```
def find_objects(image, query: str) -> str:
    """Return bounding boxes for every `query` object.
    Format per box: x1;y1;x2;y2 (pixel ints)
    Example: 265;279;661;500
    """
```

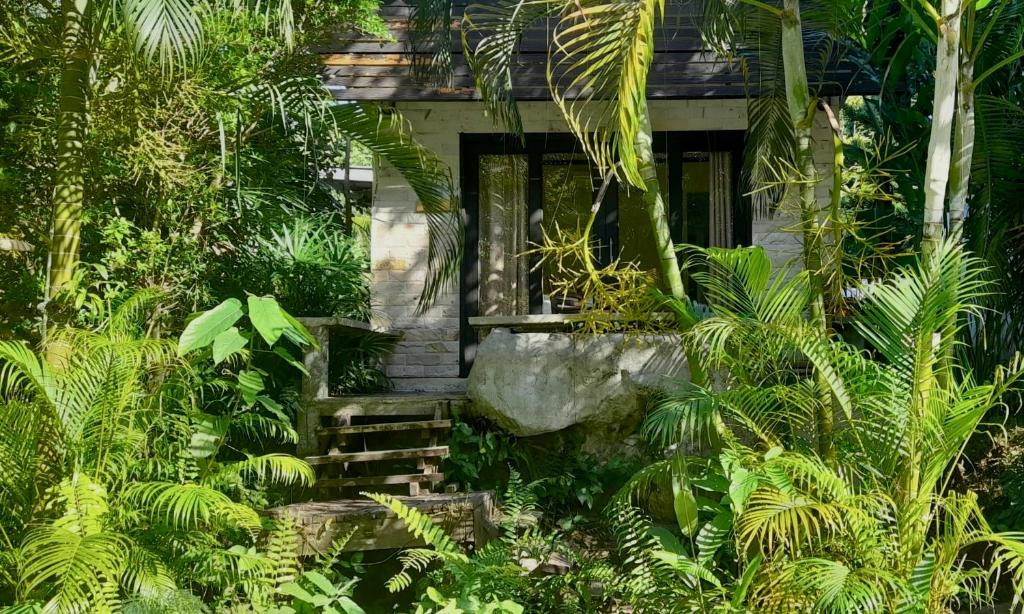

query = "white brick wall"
371;100;835;392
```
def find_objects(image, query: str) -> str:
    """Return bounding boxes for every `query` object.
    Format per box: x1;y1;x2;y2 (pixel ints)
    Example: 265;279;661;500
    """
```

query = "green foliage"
0;292;318;611
235;214;371;319
0;0;459;335
443;416;515;489
366;475;620;613
615;241;1024;612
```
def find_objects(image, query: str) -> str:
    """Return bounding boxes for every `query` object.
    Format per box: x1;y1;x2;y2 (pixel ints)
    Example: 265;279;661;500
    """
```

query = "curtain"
708;150;734;248
478;155;529;316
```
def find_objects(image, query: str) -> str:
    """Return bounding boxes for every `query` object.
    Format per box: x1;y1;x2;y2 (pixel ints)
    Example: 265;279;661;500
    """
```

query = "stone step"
318;419;452;436
304;445;449;465
316;473;445;488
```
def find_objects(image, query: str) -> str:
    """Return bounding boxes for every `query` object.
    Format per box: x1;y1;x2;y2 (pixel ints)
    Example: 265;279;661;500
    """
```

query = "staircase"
273;319;494;554
300;395;463;496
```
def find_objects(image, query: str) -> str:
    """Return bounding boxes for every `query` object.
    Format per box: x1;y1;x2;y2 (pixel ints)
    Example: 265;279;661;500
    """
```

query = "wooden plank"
321;53;414;66
312;393;466;417
305;445;449;464
316;473;445;487
318;419;452;435
294;316;373;331
268;491;498;553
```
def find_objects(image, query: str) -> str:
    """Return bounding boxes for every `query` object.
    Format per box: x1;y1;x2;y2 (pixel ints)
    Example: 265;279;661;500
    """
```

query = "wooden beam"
304;445;449;465
317;419;452;435
316;473;445;487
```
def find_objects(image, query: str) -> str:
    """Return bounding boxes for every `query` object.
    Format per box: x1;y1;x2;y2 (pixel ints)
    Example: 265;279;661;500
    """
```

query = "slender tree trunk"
948;59;975;239
780;0;834;463
921;0;961;260
635;102;685;300
47;0;91;320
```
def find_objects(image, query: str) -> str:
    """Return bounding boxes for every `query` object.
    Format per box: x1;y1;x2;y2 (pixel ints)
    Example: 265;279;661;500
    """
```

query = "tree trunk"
780;0;834;463
948;59;975;239
921;0;961;259
47;0;91;319
635;102;685;300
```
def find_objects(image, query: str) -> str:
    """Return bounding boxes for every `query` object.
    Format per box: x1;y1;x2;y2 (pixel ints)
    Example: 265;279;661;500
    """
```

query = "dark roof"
320;0;879;101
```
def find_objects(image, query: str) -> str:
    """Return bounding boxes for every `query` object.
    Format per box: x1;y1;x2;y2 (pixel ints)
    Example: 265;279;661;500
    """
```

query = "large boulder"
466;329;689;453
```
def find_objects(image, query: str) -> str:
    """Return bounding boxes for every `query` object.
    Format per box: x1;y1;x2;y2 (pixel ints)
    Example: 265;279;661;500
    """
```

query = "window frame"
459;131;749;376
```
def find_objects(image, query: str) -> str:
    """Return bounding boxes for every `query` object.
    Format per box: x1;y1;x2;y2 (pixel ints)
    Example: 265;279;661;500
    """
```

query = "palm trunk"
635;102;685;300
47;0;91;322
948;59;974;239
921;0;961;260
780;0;834;463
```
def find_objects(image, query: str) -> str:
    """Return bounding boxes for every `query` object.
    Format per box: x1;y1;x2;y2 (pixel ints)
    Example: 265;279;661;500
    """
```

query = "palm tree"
6;0;462;333
622;241;1024;611
0;292;316;610
43;0;237;319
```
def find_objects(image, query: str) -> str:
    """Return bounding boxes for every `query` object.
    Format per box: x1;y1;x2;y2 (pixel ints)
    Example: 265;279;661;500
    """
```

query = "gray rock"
466;329;689;453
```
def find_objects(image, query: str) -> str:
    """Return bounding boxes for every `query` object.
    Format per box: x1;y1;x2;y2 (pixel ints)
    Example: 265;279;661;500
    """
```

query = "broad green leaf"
178;299;243;356
696;511;732;564
238;370;265;406
281;310;316;348
212;327;248;365
247;296;292;346
672;469;699;536
337;596;367;614
256;395;289;423
648;526;686;554
189;413;231;459
426;586;446;604
274;345;309;375
303;571;337;597
278;582;317;603
728;467;756;515
731;554;762;608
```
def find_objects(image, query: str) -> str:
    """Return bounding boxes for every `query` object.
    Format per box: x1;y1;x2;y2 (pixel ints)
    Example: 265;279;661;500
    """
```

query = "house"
321;0;878;395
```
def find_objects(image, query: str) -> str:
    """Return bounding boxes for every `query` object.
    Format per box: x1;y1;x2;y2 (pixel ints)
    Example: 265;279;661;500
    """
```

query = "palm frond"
330;103;462;309
123;482;260;532
548;0;663;187
462;0;561;134
118;0;203;67
217;454;315;488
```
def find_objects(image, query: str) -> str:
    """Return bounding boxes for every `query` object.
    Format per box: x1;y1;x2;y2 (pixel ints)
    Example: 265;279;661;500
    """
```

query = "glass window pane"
682;153;711;248
618;155;669;277
541;153;601;313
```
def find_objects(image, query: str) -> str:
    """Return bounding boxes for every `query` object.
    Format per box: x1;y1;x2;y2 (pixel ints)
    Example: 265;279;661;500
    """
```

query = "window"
460;132;748;372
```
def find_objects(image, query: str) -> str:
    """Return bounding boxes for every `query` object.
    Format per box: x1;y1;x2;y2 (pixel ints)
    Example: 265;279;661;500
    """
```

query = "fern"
362;492;468;593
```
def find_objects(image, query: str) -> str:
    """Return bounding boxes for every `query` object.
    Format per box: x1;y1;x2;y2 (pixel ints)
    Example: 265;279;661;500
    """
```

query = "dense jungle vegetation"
1;0;1023;611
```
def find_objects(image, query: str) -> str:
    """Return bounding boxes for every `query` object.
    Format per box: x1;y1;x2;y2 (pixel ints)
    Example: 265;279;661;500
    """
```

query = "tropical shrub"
0;293;318;611
366;472;619;613
616;241;1024;612
235;215;371;320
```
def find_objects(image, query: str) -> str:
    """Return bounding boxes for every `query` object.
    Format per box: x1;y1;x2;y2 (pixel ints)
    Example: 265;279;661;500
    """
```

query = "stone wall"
370;100;836;392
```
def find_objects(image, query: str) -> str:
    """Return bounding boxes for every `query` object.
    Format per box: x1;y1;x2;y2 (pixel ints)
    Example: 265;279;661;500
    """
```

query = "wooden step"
305;446;449;465
318;419;452;435
310;394;468;418
269;491;498;554
316;473;445;488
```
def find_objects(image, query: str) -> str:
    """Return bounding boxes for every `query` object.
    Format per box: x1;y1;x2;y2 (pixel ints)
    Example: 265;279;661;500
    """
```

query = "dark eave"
320;0;880;102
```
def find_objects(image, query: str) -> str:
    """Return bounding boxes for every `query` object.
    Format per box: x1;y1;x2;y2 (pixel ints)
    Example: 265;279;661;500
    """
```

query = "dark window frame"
459;131;749;376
